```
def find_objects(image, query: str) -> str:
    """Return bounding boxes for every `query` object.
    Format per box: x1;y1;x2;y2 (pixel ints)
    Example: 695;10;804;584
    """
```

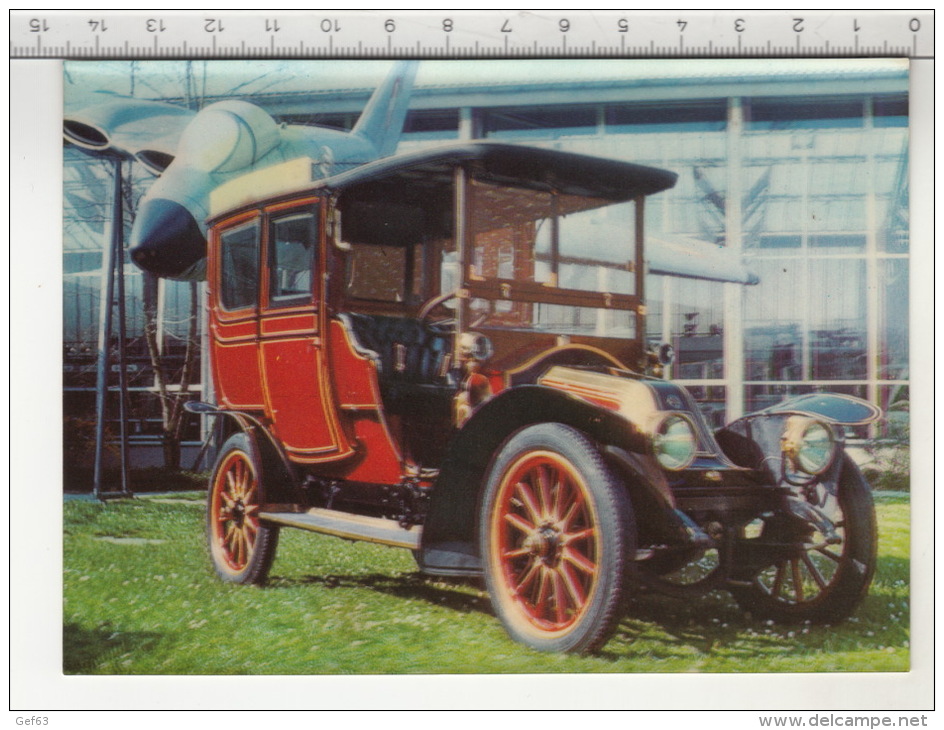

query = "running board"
259;508;421;550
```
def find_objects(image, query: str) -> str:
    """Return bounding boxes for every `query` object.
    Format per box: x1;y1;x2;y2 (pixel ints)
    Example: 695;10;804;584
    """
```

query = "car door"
210;212;265;410
258;198;352;462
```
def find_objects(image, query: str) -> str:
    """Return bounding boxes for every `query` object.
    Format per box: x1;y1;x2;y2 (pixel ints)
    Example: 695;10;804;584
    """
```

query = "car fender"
714;392;879;490
185;402;300;502
418;384;654;575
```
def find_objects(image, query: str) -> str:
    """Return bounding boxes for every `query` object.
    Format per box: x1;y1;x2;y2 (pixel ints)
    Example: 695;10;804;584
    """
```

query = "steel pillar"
92;155;133;500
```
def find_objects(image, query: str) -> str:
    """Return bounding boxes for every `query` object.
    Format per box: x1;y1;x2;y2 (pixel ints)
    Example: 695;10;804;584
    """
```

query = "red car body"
194;142;880;653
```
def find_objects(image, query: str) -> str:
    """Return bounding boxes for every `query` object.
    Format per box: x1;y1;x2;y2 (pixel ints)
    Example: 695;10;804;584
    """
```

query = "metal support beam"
863;99;880;433
458;106;474;140
453;164;469;366
197;280;216;469
92;156;133;500
634;195;646;341
114;167;131;497
723;97;745;420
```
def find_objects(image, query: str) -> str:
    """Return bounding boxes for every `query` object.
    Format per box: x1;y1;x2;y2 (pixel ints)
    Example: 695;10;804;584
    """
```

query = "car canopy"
315;141;678;201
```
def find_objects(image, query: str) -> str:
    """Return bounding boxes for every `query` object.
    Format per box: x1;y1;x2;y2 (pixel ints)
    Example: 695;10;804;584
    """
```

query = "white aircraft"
64;60;757;286
64;60;419;280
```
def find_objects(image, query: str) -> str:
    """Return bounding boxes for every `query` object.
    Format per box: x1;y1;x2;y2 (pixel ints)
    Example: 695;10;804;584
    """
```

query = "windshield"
461;179;640;340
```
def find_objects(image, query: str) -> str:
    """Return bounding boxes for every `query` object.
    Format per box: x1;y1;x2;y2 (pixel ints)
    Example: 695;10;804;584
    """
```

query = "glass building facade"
395;74;909;433
63;145;204;444
63;61;909;453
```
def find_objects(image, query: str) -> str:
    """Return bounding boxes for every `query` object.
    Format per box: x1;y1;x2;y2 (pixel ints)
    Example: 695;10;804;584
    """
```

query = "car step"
259;508;421;550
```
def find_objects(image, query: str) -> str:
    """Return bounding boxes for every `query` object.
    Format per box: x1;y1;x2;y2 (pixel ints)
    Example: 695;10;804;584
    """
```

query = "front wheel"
730;455;877;624
207;432;279;584
480;424;636;653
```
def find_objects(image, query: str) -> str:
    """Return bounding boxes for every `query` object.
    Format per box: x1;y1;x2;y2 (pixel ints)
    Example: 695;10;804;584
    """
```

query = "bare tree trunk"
142;273;173;464
166;282;200;470
142;274;199;470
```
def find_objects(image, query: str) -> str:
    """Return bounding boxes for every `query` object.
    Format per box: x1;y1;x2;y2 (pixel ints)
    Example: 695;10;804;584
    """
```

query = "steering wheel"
418;290;459;328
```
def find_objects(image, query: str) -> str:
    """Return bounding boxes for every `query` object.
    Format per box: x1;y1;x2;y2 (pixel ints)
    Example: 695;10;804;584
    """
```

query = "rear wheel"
207;432;279;584
731;455;876;624
480;424;635;653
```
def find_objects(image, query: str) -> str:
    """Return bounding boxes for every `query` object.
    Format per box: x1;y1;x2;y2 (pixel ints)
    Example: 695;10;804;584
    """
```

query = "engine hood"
536;365;724;460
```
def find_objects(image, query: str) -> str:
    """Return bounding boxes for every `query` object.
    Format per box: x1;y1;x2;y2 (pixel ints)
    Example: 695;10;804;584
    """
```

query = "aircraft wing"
647;236;759;285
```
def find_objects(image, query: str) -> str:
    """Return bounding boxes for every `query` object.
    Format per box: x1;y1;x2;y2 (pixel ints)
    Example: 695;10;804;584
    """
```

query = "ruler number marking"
10;11;931;59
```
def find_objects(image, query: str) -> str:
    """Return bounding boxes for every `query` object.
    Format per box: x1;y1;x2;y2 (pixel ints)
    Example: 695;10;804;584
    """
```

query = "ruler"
10;10;934;59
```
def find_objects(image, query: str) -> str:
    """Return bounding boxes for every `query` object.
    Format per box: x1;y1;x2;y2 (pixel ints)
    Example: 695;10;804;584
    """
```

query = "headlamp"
781;416;837;476
652;412;697;471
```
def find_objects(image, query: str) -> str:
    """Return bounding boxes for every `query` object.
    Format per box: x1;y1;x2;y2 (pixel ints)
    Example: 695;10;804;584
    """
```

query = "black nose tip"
129;198;206;279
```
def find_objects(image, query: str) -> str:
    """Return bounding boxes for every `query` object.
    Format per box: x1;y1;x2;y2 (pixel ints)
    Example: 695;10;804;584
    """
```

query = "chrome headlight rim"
782;416;838;477
650;411;698;471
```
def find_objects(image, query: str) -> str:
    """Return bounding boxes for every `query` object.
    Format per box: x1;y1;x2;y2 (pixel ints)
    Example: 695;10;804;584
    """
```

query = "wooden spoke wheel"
731;455;877;624
207;433;279;585
481;424;635;653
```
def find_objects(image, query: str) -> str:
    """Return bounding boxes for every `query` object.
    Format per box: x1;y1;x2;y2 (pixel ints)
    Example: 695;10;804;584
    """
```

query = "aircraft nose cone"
129;198;207;279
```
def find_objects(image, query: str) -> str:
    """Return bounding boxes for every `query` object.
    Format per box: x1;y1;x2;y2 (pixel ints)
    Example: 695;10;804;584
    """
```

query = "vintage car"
188;142;880;653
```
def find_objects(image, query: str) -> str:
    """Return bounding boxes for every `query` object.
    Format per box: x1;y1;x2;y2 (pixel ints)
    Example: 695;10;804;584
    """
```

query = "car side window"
269;212;317;306
219;221;260;311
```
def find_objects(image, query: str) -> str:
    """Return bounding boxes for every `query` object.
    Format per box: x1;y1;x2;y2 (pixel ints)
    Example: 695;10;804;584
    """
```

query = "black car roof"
314;141;677;201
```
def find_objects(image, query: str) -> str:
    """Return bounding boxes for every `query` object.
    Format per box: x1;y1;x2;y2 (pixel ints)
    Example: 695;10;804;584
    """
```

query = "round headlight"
653;413;697;471
782;417;836;476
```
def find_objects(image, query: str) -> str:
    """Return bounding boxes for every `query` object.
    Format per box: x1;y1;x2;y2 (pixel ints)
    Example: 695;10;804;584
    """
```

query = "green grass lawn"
63;492;910;674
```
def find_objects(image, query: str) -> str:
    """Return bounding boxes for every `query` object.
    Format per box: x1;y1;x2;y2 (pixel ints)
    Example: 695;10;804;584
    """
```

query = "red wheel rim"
210;450;260;574
490;450;601;635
